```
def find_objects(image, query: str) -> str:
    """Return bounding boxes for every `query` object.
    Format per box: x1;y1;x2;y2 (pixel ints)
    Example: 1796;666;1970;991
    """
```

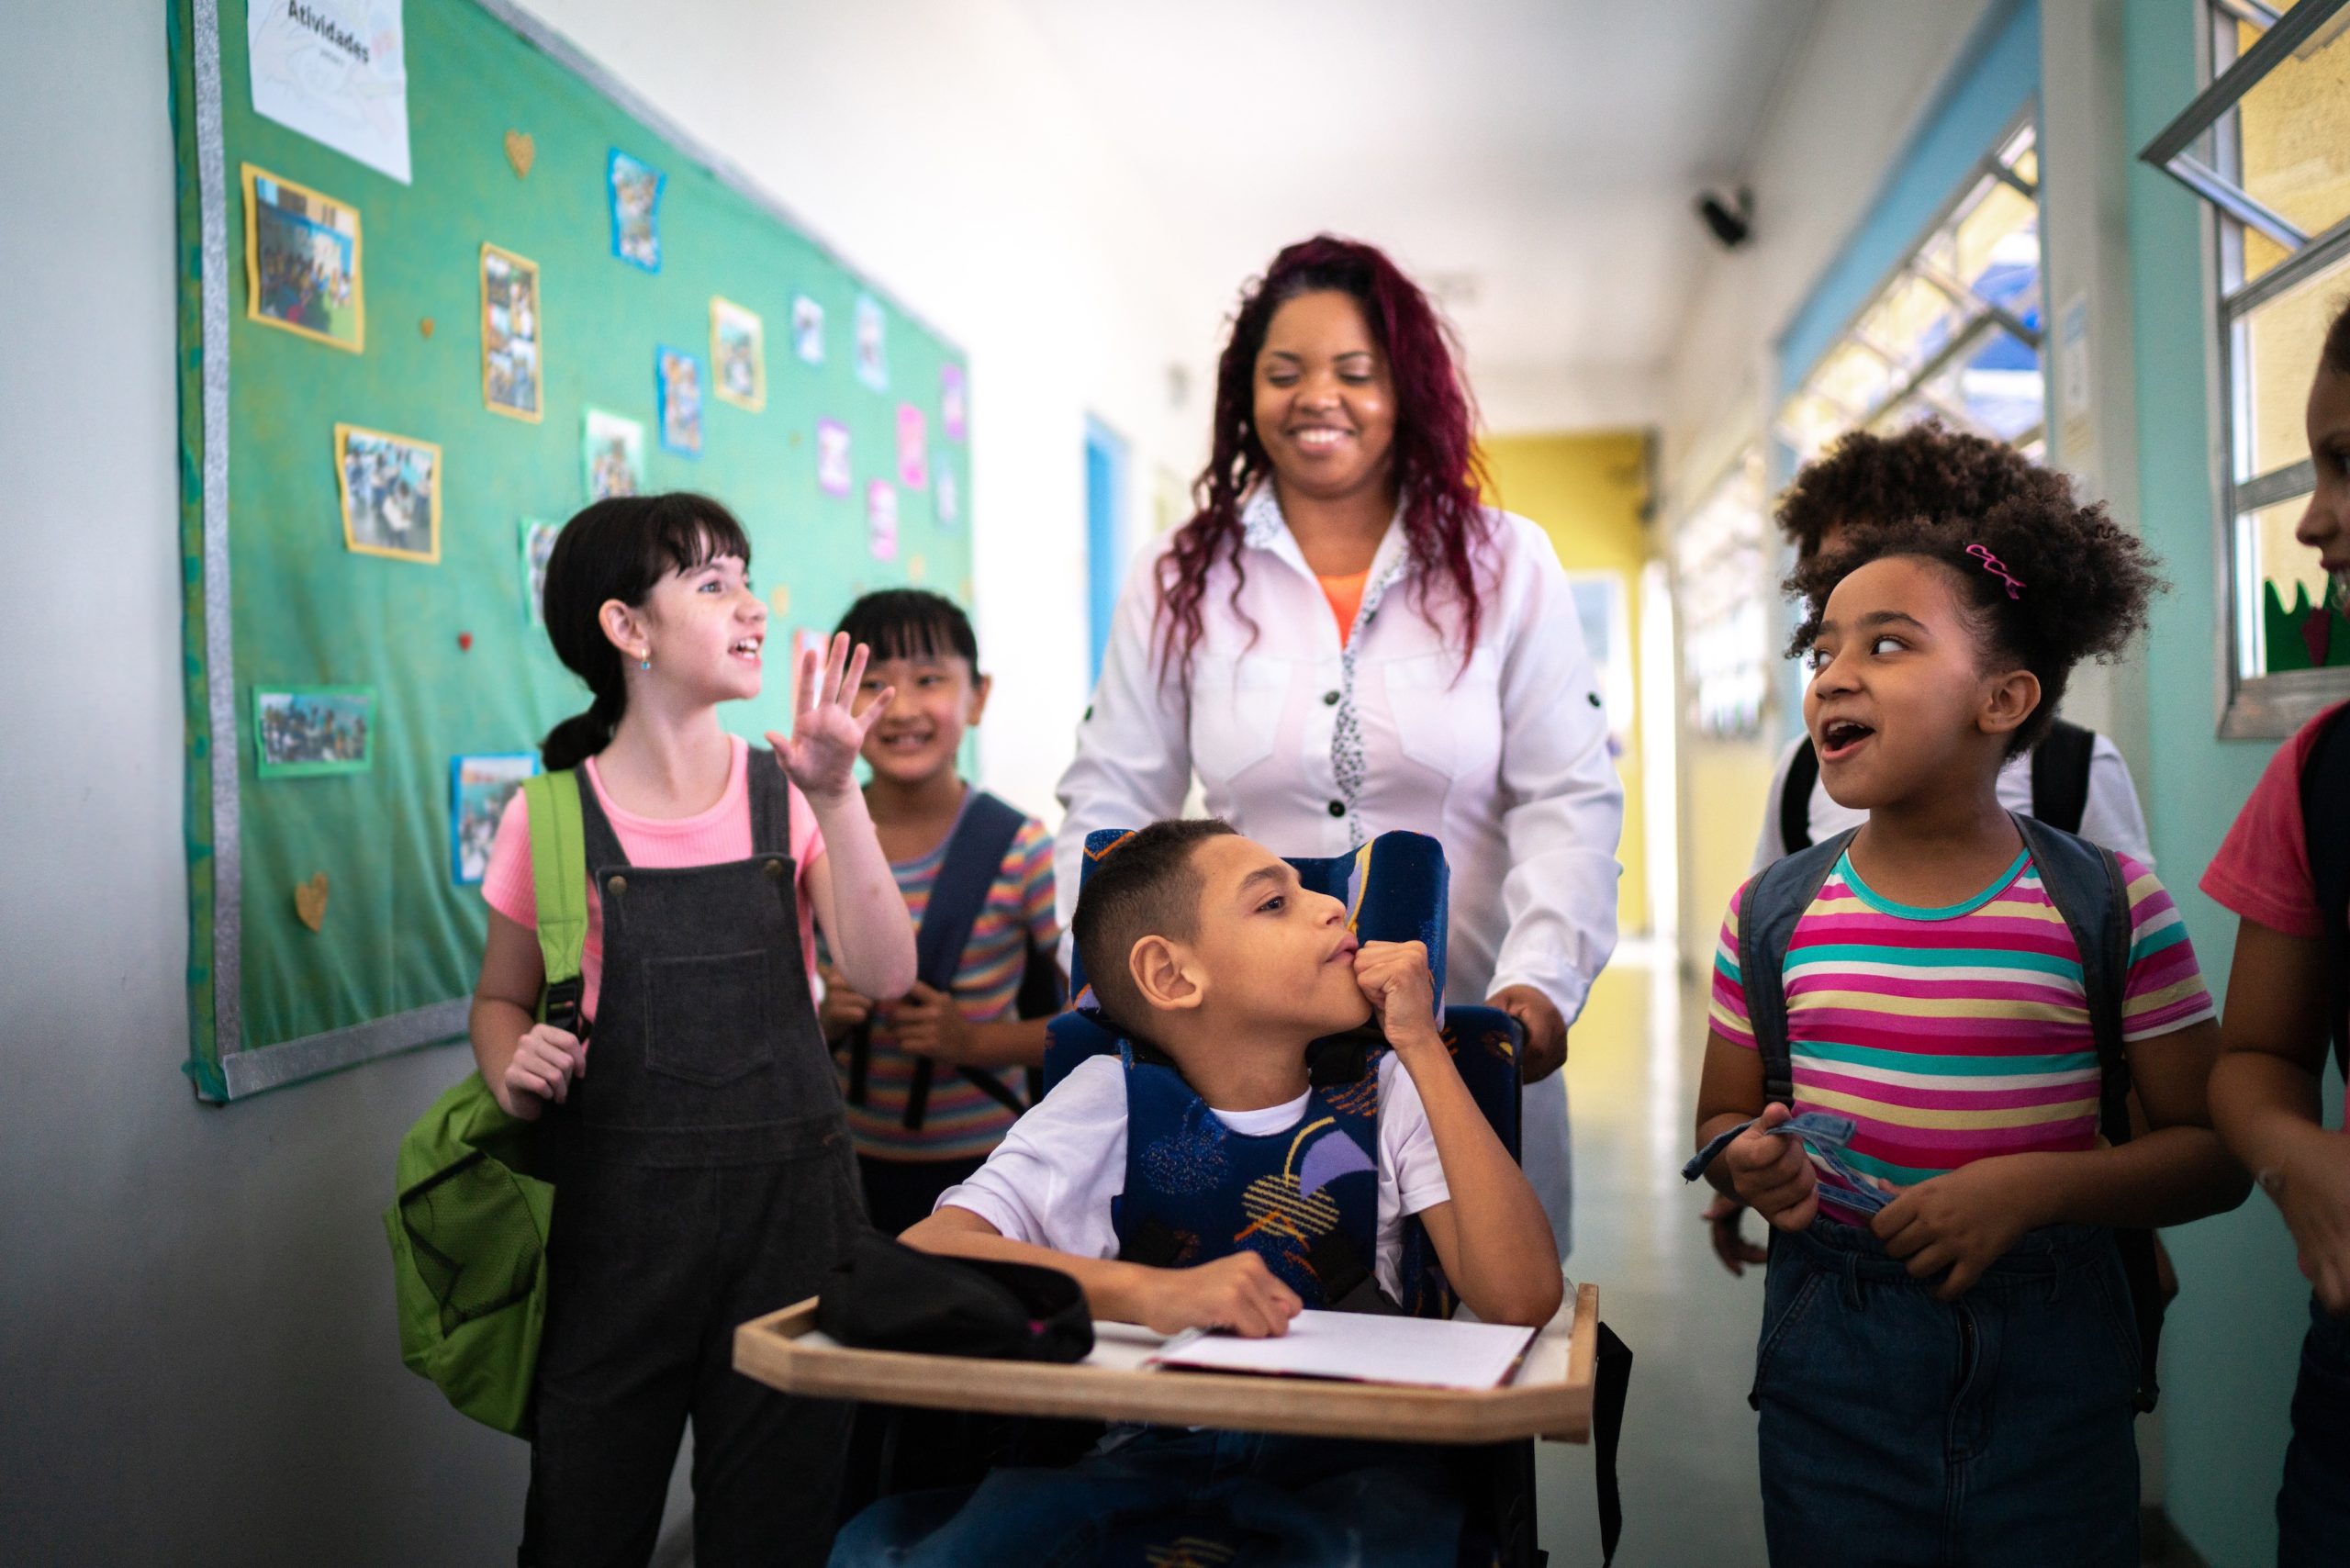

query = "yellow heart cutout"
504;129;535;179
295;871;330;932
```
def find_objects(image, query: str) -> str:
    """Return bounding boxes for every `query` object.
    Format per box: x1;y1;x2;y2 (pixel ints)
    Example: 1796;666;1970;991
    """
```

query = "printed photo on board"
608;150;664;271
334;423;440;563
480;243;542;421
792;295;824;365
583;408;645;500
816;418;852;497
711;297;765;410
867;477;898;563
243;164;364;352
941;362;968;441
520;516;558;626
657;347;704;456
253;686;375;778
896;403;928;490
451;753;539;884
935;465;958;527
855;294;887;391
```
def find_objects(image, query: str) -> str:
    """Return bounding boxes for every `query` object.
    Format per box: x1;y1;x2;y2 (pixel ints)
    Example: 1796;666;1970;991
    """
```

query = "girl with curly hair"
1053;235;1624;1259
1686;476;2249;1563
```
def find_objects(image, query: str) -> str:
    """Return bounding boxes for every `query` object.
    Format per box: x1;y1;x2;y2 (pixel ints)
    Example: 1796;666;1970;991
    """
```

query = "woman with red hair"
1054;235;1623;1258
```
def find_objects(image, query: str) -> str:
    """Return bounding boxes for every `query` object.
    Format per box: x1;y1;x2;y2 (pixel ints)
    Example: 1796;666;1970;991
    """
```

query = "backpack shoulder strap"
1737;827;1854;1105
917;790;1028;989
1780;737;1820;855
2300;705;2350;1074
2031;718;2098;836
2012;814;2133;1144
2012;811;2166;1412
521;770;588;1036
901;790;1035;1131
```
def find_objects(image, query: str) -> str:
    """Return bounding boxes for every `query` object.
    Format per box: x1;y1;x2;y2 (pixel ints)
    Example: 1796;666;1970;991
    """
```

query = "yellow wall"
1479;431;1652;934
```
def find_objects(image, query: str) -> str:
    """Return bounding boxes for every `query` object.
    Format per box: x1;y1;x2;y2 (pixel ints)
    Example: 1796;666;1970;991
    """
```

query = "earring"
636;651;652;671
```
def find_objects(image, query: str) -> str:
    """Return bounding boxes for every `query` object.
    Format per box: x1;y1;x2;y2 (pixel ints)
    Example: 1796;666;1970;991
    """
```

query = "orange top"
1318;570;1370;645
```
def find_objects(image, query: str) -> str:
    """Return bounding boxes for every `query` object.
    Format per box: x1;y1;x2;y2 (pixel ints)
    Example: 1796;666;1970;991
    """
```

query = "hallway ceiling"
1011;0;1820;425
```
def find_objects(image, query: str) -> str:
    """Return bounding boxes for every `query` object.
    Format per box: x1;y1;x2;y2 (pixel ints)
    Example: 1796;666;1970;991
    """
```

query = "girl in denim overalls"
1687;460;2248;1566
470;494;915;1567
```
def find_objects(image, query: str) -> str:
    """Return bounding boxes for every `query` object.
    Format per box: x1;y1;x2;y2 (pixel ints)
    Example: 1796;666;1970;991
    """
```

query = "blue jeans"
2279;1294;2350;1567
827;1424;1463;1568
1752;1216;2141;1568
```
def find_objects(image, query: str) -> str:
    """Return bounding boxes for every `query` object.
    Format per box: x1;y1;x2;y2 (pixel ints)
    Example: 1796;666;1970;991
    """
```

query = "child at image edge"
2202;292;2350;1564
831;818;1563;1567
1690;453;2248;1566
469;493;916;1568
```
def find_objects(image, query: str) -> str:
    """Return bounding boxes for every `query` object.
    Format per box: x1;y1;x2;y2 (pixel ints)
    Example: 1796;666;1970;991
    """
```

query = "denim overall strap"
547;747;848;1168
1111;1044;1440;1315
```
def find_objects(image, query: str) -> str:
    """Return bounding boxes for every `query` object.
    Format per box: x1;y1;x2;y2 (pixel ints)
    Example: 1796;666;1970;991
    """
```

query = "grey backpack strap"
2011;815;2133;1143
2011;812;2163;1412
1737;827;1855;1105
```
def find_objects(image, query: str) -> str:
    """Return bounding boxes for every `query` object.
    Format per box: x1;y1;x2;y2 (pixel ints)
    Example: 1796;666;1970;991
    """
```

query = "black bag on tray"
815;1228;1093;1364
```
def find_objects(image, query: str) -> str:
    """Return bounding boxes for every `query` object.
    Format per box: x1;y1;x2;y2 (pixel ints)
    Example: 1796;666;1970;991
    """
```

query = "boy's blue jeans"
827;1423;1462;1568
2278;1294;2350;1566
1753;1215;2141;1568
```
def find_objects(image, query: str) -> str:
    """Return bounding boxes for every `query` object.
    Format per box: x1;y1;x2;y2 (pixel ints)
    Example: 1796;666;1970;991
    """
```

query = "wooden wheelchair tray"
734;1282;1596;1445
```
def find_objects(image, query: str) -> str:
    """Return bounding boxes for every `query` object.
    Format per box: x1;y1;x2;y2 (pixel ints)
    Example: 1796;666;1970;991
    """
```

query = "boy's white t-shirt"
936;1053;1452;1302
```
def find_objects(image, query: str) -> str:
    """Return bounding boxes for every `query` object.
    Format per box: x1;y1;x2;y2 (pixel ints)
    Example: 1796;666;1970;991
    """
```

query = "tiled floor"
1534;944;1774;1565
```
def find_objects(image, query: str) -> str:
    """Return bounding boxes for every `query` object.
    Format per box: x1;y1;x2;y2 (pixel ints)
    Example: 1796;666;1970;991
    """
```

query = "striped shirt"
838;808;1059;1161
1709;848;2213;1225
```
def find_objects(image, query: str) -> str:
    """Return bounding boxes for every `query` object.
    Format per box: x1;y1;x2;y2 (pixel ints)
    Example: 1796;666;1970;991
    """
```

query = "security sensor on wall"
1696;187;1753;250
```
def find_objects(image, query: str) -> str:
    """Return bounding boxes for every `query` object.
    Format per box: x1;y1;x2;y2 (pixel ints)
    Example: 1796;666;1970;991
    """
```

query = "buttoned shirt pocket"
1188;654;1288;790
1382;646;1504;782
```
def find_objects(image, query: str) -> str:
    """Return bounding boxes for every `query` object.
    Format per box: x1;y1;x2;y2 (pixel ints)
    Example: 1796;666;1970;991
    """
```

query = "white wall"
0;2;1208;1561
509;0;1216;824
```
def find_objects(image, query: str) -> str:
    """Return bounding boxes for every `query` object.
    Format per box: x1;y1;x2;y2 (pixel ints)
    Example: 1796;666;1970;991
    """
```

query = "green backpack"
385;769;586;1436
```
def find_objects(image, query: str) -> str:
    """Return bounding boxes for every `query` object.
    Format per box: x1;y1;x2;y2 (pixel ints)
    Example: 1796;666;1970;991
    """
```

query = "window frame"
1669;444;1772;743
1774;108;2048;465
2141;0;2350;737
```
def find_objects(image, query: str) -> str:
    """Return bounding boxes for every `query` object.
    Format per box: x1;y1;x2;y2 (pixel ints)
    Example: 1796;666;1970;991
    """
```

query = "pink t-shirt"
481;734;824;1020
2201;701;2346;1107
2200;701;2344;943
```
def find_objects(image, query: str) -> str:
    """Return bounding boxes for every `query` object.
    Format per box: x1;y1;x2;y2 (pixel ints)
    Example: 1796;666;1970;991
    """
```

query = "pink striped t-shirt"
481;735;823;1020
1708;848;2214;1225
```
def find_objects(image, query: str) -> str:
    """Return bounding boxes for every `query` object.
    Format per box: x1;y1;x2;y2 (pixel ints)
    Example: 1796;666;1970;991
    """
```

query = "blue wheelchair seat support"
1046;828;1523;1159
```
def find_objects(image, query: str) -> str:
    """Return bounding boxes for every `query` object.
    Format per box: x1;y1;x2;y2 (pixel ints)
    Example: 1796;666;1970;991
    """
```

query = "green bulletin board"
170;0;972;1100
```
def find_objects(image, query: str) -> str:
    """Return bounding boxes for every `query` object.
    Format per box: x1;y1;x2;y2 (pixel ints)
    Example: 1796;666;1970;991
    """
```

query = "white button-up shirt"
1054;487;1625;1022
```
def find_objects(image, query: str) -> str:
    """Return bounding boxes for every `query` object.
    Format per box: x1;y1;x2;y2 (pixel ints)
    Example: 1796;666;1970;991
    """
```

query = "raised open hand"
767;632;891;801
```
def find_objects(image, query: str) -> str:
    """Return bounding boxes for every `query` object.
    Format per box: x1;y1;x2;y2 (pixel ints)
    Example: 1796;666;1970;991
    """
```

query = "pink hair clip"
1966;543;2025;599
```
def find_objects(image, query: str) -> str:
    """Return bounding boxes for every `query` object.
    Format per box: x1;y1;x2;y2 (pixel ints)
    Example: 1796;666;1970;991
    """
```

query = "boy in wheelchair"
828;819;1561;1567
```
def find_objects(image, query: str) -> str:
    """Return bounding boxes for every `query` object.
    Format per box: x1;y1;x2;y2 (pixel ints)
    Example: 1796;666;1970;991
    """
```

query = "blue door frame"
1084;417;1128;685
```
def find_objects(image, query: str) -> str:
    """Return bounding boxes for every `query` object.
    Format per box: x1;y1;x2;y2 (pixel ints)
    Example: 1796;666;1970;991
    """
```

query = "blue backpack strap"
1736;827;1855;1105
2300;705;2350;1076
898;790;1035;1130
2010;812;2163;1413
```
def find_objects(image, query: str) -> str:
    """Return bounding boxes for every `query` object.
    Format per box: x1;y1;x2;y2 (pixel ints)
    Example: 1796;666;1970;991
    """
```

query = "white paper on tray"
1146;1310;1536;1391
